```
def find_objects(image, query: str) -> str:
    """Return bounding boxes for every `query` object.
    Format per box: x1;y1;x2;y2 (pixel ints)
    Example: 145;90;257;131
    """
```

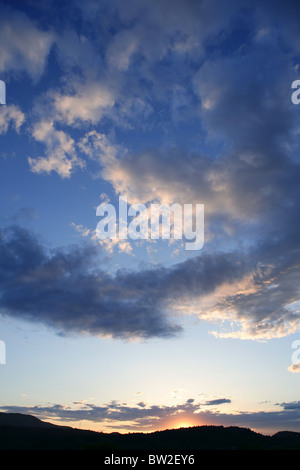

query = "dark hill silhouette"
0;412;55;428
0;412;300;450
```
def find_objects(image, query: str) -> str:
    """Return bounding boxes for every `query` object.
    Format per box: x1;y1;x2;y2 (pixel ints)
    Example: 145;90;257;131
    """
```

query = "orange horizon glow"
27;414;280;438
166;415;203;431
172;421;194;429
43;415;205;434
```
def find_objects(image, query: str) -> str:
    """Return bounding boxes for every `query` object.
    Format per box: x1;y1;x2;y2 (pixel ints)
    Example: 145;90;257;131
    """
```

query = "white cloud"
288;363;300;373
78;130;120;162
71;220;134;256
52;81;115;126
0;104;25;134
28;120;85;178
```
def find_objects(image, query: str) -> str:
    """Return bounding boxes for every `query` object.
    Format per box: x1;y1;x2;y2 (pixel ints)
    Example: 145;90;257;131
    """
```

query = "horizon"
1;0;300;441
0;410;296;438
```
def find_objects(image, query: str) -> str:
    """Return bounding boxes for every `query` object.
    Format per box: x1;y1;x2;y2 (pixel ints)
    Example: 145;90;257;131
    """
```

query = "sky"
1;0;300;436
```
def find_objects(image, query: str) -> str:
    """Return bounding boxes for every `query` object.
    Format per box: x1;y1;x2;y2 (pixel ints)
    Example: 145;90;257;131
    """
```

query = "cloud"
1;398;300;433
0;397;229;431
51;81;115;126
75;129;300;337
28;120;85;177
204;399;232;406
76;0;237;67
0;4;54;80
0;104;25;134
0;399;201;428
1;220;300;341
287;363;300;373
0;224;252;340
279;401;300;410
3;0;300;342
56;1;297;234
54;28;103;80
60;5;300;342
0;225;182;339
19;0;244;178
71;222;133;255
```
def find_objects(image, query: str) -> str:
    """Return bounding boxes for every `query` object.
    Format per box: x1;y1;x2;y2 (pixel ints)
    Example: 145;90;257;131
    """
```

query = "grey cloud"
279;402;300;410
0;225;249;340
0;399;201;425
204;399;231;406
0;225;180;339
212;204;300;338
1;220;300;340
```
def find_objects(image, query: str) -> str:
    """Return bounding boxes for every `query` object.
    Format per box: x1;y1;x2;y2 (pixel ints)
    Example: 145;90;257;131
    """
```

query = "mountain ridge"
0;412;300;450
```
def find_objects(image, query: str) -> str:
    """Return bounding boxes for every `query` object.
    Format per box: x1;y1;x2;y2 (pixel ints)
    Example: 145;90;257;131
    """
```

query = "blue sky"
1;0;300;435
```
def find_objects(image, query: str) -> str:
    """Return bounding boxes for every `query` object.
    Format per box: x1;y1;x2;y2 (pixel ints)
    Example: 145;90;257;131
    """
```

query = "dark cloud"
204;399;231;406
279;401;300;410
137;402;146;408
1;218;300;340
0;225;181;339
0;399;201;427
0;224;250;339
